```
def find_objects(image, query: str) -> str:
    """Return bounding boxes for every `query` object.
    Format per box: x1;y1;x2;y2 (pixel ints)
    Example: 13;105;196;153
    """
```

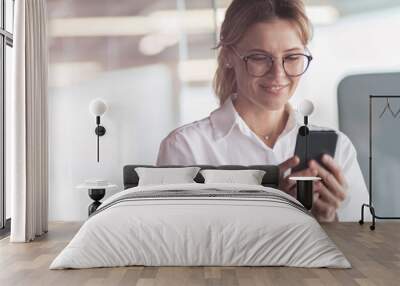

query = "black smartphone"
292;130;338;173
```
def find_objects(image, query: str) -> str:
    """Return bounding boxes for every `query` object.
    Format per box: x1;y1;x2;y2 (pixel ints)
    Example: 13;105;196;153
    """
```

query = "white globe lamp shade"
298;99;314;116
89;99;107;117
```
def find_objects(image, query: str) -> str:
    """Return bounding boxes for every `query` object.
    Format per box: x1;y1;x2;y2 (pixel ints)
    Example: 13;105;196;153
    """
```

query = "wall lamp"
289;100;318;210
89;99;107;162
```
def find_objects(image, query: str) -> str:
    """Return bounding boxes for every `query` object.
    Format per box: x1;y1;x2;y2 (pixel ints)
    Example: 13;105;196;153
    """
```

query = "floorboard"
0;221;399;286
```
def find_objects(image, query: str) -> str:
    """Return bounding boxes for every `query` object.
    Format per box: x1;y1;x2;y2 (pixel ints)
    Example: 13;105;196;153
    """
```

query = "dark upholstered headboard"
123;165;280;189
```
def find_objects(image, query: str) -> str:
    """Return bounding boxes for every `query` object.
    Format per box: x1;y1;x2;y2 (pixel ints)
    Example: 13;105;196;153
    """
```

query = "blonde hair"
213;0;312;105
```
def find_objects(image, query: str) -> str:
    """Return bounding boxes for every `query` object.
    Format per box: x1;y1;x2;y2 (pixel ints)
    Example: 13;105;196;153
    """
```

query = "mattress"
50;183;350;269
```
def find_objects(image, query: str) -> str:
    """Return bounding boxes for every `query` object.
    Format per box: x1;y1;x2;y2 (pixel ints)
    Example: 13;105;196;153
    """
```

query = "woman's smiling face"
229;19;307;110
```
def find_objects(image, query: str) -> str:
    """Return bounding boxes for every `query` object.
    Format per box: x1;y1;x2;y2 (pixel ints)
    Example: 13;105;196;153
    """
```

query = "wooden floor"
0;222;399;286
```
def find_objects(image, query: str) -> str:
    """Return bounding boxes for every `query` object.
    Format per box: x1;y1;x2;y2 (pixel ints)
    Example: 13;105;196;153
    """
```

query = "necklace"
253;112;289;142
254;132;271;141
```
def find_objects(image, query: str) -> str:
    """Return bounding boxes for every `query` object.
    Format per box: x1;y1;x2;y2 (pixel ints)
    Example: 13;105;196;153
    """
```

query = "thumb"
278;156;300;174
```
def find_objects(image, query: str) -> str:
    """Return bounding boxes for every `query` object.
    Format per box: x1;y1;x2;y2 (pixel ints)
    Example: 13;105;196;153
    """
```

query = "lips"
260;84;289;94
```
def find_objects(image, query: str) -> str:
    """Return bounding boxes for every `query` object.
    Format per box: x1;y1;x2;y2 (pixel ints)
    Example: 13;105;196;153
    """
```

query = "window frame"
0;0;14;233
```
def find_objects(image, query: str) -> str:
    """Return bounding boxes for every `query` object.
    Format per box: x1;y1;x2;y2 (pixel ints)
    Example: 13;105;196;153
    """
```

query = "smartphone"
292;130;338;173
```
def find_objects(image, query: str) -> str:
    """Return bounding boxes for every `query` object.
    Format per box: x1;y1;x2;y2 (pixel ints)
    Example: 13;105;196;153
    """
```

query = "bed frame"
123;165;280;189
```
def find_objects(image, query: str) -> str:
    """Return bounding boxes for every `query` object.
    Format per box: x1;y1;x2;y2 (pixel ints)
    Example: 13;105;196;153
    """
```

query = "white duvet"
50;183;350;269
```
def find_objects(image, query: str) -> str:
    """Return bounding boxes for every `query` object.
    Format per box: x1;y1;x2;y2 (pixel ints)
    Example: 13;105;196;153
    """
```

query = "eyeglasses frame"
229;46;313;78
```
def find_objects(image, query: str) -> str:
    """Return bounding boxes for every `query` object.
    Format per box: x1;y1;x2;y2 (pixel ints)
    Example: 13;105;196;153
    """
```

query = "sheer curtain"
9;0;48;242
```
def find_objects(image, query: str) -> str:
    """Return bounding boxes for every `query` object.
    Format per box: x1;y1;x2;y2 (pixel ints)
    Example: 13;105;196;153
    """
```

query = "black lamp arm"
94;116;106;162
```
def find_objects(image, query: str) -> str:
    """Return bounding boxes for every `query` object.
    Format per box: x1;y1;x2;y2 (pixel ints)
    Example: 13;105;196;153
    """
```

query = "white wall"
180;83;218;124
49;65;176;221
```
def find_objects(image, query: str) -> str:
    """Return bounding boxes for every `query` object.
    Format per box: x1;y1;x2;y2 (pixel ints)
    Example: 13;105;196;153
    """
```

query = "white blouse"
156;96;369;221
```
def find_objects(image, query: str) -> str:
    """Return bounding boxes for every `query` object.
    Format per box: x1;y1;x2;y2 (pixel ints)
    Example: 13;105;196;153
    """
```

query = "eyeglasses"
230;46;313;77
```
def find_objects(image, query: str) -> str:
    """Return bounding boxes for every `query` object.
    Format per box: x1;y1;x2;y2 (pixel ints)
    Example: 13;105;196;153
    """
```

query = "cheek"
288;78;300;94
249;78;260;91
235;69;254;92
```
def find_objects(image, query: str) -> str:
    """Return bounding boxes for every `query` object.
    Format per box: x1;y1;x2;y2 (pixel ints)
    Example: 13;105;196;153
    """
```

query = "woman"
157;0;368;222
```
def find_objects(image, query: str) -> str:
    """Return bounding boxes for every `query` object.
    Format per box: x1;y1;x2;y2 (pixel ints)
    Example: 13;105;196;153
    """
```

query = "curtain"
9;0;48;242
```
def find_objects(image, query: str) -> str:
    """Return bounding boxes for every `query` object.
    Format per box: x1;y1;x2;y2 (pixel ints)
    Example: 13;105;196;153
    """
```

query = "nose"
267;59;286;79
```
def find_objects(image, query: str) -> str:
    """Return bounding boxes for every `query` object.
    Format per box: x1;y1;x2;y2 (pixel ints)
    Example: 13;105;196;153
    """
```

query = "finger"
321;154;347;187
314;181;341;209
283;168;318;197
283;167;317;195
279;156;300;175
290;167;318;178
309;160;346;201
280;175;297;192
283;167;315;190
313;189;320;201
312;198;336;222
285;182;297;197
283;178;297;189
313;199;336;221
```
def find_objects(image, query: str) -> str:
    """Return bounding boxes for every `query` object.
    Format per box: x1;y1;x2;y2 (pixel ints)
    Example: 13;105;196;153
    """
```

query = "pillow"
200;169;266;185
135;167;201;186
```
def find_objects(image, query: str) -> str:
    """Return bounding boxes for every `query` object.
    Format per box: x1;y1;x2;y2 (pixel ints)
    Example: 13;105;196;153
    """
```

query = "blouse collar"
210;95;301;141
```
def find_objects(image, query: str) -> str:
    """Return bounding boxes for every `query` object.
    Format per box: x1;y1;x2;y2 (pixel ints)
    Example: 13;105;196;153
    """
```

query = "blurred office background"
46;0;400;220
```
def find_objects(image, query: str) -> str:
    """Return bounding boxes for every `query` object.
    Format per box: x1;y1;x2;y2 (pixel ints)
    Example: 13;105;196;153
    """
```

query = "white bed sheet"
50;183;350;269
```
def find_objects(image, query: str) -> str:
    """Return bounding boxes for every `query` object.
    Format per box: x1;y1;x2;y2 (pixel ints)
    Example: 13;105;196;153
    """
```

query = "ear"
222;46;234;69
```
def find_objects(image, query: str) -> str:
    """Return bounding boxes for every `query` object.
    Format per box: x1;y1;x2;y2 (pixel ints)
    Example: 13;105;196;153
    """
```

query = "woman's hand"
278;154;348;222
278;156;317;197
308;154;348;222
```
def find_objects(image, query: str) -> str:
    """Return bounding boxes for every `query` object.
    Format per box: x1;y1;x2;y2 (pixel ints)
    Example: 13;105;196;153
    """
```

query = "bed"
50;165;350;269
